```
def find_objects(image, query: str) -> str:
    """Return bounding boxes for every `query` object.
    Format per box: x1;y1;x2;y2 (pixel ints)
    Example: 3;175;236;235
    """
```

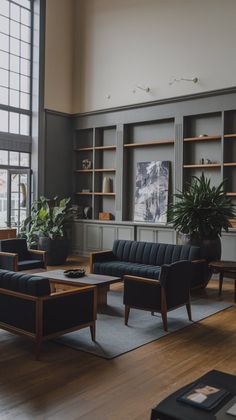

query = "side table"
151;370;236;420
208;261;236;303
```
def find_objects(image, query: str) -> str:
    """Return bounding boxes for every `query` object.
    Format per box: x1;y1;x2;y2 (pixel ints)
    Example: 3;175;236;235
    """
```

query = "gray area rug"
56;290;232;359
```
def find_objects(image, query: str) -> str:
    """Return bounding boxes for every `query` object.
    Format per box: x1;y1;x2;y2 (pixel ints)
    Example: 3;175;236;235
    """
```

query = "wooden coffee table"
35;270;121;311
209;260;236;302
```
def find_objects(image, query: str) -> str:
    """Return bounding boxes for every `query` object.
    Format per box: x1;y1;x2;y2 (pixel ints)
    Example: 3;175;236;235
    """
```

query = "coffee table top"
35;269;121;286
209;261;236;271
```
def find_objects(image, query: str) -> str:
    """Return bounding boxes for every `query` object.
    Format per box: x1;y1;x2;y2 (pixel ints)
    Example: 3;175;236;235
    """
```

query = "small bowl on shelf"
63;268;86;278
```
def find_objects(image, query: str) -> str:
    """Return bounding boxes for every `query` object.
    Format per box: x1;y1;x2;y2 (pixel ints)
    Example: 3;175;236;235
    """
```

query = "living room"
1;0;236;419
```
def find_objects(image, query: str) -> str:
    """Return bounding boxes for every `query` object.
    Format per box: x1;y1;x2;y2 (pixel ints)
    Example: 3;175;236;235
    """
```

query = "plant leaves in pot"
19;196;72;265
168;174;236;284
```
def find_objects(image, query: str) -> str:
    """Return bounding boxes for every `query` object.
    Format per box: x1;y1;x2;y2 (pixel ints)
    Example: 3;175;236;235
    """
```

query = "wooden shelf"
94;192;116;196
74;147;93;152
94;168;116;172
183;163;221;169
75;169;93;173
224;163;236;167
124;140;174;148
184;135;221;142
224;134;236;139
226;192;236;196
76;192;116;196
94;145;116;150
75;168;116;173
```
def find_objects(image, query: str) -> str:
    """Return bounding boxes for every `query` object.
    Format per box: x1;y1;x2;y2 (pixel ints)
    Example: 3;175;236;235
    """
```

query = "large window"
0;0;33;229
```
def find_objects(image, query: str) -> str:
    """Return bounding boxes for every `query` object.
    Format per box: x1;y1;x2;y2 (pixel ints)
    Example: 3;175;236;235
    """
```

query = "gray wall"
44;110;73;198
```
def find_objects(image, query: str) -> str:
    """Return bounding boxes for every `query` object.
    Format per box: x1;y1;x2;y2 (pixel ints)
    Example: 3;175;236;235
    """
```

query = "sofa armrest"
124;274;160;285
42;285;97;337
0;252;18;271
123;275;161;310
90;250;115;273
28;249;47;268
191;259;209;288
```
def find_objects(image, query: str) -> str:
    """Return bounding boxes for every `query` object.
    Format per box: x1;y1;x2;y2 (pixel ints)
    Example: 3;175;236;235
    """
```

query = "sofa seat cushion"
93;260;161;280
18;259;45;270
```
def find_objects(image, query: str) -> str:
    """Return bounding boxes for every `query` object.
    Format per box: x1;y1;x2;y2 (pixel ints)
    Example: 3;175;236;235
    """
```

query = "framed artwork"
134;161;170;223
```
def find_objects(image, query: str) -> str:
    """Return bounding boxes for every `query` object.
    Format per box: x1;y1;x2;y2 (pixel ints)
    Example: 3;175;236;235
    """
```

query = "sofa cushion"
93;260;161;280
112;240;200;265
0;269;50;296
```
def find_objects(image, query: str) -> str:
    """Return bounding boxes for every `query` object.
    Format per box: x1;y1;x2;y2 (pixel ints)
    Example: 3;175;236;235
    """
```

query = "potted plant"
168;174;236;261
20;196;72;265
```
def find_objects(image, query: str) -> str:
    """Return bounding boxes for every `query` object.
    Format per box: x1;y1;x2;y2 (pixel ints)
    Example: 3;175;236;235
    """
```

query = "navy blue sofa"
90;240;208;288
0;269;96;358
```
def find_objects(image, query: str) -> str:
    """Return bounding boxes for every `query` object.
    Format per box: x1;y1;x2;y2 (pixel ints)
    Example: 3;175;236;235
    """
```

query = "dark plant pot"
178;233;222;287
38;237;69;266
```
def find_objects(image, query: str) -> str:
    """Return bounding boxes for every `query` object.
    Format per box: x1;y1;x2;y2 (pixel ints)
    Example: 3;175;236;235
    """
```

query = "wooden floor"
1;258;236;420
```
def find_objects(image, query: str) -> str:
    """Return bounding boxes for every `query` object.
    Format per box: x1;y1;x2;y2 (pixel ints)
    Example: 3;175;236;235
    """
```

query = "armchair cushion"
18;259;45;270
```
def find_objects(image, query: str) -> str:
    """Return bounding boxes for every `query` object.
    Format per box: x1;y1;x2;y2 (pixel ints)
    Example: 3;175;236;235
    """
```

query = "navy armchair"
123;260;193;331
0;238;47;271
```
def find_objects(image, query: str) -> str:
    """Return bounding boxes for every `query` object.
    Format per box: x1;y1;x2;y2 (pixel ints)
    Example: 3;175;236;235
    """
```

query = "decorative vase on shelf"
102;177;112;193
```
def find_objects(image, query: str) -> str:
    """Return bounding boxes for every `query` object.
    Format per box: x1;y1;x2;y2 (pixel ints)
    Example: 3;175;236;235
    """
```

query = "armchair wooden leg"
161;310;168;332
125;305;130;325
90;323;96;341
186;302;192;321
35;340;42;361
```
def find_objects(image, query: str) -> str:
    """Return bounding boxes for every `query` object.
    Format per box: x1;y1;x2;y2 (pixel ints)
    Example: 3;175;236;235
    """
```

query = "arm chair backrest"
0;238;29;261
159;260;192;309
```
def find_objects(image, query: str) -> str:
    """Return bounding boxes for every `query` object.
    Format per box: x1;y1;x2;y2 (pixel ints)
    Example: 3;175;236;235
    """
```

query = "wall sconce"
133;84;151;94
169;77;199;86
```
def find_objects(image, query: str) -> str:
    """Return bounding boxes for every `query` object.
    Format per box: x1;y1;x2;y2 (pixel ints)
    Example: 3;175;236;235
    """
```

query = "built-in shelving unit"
73;126;117;220
183;112;222;187
70;91;236;257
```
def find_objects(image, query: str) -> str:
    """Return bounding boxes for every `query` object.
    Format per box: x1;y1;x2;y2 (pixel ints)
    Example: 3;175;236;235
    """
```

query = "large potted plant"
168;174;236;261
20;196;72;265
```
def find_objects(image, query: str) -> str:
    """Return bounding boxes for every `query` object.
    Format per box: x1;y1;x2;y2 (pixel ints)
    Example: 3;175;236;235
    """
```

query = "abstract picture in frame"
134;161;170;223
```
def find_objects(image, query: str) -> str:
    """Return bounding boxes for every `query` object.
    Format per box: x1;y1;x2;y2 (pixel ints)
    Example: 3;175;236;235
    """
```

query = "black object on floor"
151;370;236;420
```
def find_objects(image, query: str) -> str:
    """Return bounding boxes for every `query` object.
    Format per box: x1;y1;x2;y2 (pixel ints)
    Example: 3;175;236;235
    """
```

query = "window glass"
9;112;19;134
0;0;10;17
0;150;8;165
9;151;19;166
0;15;10;35
0;86;9;105
0;169;8;227
20;152;29;167
0;50;9;70
0;110;8;132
